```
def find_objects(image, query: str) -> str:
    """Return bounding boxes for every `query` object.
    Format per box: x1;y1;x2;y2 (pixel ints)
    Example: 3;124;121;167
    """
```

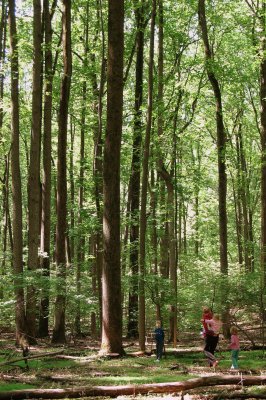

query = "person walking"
202;313;222;367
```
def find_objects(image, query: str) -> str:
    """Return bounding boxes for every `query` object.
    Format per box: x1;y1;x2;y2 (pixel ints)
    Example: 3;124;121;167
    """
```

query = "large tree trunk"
8;0;27;345
100;0;124;355
26;0;42;344
127;0;145;339
52;0;72;344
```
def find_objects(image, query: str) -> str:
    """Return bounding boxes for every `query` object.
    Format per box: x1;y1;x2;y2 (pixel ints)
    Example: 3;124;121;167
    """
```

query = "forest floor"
0;331;266;399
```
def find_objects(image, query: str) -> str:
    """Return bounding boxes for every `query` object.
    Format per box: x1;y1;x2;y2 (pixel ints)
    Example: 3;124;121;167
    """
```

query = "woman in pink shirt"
229;326;240;369
202;314;222;367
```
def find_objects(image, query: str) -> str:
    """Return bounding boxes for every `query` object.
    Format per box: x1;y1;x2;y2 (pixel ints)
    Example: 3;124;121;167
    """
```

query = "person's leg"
158;341;163;360
231;350;239;369
208;336;219;367
209;336;219;355
204;336;214;366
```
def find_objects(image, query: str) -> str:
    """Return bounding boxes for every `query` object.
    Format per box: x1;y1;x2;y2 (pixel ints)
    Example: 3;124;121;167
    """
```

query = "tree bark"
138;0;156;353
27;0;42;344
39;0;55;338
127;0;145;339
52;0;72;344
101;0;124;355
92;0;106;337
8;0;27;345
260;1;266;322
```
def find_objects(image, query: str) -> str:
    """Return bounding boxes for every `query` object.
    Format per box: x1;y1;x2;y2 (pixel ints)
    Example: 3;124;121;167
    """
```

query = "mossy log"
0;375;266;399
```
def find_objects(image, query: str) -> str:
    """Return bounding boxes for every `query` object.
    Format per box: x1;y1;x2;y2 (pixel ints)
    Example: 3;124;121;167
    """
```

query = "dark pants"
156;340;164;360
204;335;219;365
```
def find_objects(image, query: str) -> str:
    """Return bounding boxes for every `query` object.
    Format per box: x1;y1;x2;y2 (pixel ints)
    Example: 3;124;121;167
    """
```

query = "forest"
1;0;266;397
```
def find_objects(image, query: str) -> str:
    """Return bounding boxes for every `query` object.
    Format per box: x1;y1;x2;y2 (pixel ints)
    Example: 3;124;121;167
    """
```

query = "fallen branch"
0;350;64;366
0;374;266;399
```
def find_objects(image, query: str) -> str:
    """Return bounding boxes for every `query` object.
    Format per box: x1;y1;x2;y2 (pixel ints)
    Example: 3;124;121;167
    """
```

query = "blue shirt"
154;327;164;343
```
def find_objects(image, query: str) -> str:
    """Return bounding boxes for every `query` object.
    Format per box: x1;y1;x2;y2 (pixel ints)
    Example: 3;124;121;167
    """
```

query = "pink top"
230;334;240;350
205;319;222;335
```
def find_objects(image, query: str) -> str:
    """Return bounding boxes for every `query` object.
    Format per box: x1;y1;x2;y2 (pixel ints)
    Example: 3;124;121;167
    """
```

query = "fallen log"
210;390;266;399
0;350;64;366
0;374;266;399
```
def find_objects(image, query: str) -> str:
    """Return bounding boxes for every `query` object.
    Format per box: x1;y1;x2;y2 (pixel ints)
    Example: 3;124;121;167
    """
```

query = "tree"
39;0;56;338
8;0;27;344
26;0;42;344
127;0;145;339
198;0;229;333
138;0;156;352
52;0;72;344
101;0;124;355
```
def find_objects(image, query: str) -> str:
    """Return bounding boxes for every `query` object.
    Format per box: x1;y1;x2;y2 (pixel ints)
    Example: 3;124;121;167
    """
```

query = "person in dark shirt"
154;320;164;361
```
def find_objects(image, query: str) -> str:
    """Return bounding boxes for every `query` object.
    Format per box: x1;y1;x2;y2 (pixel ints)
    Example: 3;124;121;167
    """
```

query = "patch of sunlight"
95;374;193;385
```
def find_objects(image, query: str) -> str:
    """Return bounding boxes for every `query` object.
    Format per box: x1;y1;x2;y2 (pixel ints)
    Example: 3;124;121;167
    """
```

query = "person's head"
156;320;162;328
213;314;220;321
230;326;238;335
202;306;212;314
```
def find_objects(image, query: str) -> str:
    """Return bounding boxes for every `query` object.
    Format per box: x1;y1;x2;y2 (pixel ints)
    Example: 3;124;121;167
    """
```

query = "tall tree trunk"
150;168;160;320
92;0;106;336
0;0;7;300
260;0;266;322
75;5;89;336
0;0;7;139
198;0;229;334
39;0;55;338
138;0;156;352
127;0;145;339
0;153;10;299
27;0;42;344
156;0;177;346
8;0;27;344
100;0;124;355
52;0;72;344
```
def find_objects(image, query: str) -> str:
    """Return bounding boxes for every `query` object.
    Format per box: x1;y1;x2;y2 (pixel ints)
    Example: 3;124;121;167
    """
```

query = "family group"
154;308;240;369
201;306;240;369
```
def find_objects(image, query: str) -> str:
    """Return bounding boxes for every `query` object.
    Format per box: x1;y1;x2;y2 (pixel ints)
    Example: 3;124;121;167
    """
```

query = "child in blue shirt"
154;320;164;361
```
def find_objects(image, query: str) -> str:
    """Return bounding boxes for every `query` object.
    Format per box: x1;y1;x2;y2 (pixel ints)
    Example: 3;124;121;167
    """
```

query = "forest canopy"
0;0;264;352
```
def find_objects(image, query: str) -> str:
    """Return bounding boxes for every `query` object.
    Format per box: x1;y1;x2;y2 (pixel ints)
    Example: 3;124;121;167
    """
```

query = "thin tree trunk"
198;0;229;334
127;0;145;339
156;0;177;346
75;5;89;335
8;0;27;344
39;0;55;338
0;153;9;299
139;0;156;352
52;0;72;344
260;0;266;322
101;0;124;355
92;0;106;336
